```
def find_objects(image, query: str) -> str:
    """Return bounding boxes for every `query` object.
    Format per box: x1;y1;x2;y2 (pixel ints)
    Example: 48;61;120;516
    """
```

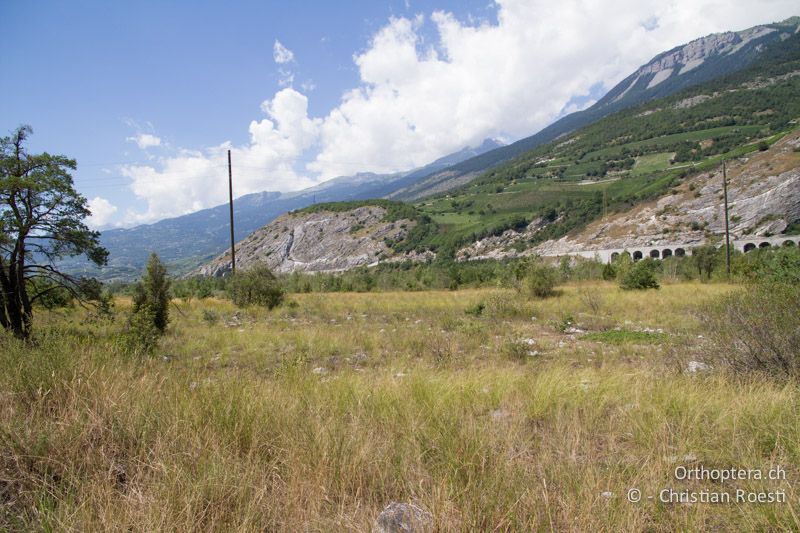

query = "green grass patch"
584;328;668;344
631;152;675;176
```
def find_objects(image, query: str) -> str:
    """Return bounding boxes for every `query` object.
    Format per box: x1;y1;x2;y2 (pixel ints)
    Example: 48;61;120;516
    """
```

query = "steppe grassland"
2;282;798;531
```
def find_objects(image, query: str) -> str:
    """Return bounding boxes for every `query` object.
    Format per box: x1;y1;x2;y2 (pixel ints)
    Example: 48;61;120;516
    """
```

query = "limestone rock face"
373;502;433;533
194;206;415;276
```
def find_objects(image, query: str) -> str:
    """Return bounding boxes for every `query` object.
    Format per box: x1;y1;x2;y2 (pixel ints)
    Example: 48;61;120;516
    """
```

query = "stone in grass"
686;361;711;373
373;502;433;533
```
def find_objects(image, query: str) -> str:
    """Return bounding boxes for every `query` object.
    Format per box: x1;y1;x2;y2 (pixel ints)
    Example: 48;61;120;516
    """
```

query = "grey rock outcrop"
194;206;415;277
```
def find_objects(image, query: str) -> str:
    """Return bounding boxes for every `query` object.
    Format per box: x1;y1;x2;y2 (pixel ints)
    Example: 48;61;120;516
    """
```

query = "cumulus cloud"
115;0;799;226
273;40;295;64
86;197;118;229
126;133;162;150
120;88;320;225
307;0;800;179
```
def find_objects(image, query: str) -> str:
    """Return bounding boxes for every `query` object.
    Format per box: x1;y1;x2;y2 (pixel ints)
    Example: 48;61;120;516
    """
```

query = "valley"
4;8;800;532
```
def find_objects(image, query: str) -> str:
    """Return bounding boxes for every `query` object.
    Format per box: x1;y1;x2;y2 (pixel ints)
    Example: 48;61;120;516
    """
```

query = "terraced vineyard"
408;32;800;257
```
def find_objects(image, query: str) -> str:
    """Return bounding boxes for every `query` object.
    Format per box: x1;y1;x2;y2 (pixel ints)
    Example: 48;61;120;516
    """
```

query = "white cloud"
126;133;162;150
86;197;118;229
273;40;295;64
307;0;800;179
278;67;295;87
113;0;799;226
120;89;320;225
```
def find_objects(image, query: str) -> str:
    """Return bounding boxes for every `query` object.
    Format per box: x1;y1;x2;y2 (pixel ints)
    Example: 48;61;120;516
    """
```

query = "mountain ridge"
388;16;800;202
66;138;503;280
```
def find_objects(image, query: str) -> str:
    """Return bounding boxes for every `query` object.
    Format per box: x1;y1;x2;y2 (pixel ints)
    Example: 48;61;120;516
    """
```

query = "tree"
132;253;171;333
0;126;108;339
692;244;719;280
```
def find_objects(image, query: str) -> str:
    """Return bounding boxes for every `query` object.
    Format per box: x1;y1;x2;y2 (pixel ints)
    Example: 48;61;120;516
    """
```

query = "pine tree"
132;252;171;332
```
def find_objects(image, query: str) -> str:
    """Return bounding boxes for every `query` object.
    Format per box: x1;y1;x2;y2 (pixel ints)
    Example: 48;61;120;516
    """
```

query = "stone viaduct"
552;234;800;263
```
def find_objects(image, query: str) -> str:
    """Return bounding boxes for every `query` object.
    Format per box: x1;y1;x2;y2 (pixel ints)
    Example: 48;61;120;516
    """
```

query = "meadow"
2;281;798;531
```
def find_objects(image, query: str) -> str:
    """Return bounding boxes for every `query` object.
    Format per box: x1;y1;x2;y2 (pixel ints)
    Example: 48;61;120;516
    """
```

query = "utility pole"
228;149;236;276
722;159;731;277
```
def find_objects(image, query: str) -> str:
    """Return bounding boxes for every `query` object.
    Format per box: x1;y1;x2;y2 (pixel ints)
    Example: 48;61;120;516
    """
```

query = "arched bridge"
735;235;800;253
551;235;800;263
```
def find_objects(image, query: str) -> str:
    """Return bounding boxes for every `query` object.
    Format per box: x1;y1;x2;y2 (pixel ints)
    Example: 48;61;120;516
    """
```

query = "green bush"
750;246;800;284
229;264;285;309
521;262;559;298
121;304;160;355
132;253;171;333
619;259;660;290
701;282;800;379
601;262;616;281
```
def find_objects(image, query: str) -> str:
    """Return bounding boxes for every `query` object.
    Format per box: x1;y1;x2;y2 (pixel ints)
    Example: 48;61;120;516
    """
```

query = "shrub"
229;264;285;309
202;309;220;324
464;302;485;316
521;262;559;299
132;253;171;333
601;262;616;281
577;286;604;314
751;246;800;284
121;304;160;355
502;337;535;362
482;293;528;319
619;259;660;290
701;283;800;379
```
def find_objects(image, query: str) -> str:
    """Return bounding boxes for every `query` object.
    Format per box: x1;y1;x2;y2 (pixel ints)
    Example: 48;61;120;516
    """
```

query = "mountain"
66;139;502;280
196;24;800;276
388;16;800;201
196;130;800;277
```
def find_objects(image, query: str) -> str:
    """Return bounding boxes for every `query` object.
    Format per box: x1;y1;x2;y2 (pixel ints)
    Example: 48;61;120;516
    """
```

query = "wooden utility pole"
722;159;731;277
228;149;236;276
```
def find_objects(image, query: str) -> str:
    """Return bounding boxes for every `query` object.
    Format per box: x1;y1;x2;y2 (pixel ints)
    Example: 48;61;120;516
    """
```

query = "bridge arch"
759;242;771;249
744;243;756;253
783;239;796;247
675;248;686;257
633;250;643;261
662;248;673;258
649;249;660;258
611;252;620;261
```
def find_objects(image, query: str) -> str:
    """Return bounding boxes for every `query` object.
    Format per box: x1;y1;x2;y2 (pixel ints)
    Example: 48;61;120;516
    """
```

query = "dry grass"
1;282;798;531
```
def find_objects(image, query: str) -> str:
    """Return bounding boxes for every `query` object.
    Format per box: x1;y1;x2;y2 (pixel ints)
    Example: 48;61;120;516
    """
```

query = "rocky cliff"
194;206;416;277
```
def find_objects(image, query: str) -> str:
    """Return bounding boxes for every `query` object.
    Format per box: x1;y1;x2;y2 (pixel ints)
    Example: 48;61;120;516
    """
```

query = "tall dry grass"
1;282;797;531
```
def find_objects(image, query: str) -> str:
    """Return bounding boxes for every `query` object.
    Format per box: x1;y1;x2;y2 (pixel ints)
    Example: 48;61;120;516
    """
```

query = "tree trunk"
0;262;28;340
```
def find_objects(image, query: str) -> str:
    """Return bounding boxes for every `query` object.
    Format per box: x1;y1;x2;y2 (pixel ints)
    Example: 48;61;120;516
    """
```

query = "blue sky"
1;1;797;228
